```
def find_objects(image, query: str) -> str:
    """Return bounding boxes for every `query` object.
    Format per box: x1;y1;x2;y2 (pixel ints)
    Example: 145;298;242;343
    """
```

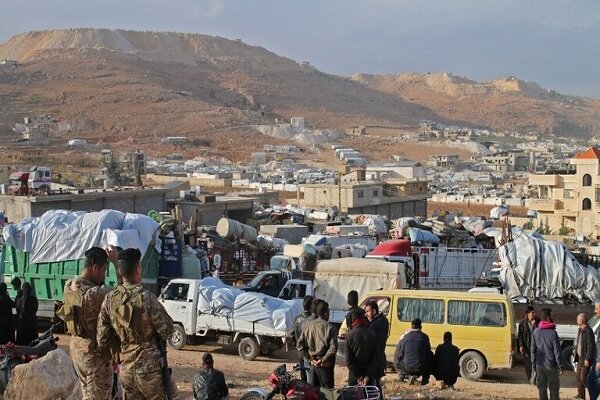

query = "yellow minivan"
355;289;515;381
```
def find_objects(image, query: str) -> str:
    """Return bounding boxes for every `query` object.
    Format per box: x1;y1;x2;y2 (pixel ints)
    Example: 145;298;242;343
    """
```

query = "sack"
192;372;209;400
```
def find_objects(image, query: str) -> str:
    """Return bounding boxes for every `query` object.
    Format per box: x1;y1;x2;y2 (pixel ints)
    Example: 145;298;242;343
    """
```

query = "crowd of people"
0;277;39;346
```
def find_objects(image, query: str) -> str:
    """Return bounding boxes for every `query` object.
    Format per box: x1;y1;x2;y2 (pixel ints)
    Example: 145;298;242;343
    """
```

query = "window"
583;174;592;187
448;300;506;327
162;283;189;301
373;190;379;197
397;298;444;324
357;190;364;199
583;198;592;210
361;296;391;316
564;189;573;199
596;185;600;202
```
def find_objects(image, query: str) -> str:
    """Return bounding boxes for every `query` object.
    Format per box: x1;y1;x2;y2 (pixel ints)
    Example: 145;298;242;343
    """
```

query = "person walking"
0;283;15;344
57;247;115;400
192;353;229;400
433;331;460;389
345;308;376;386
15;282;38;345
97;248;174;400
518;306;540;383
366;300;389;392
297;301;338;389
293;295;315;382
531;308;562;400
574;313;595;400
394;318;431;385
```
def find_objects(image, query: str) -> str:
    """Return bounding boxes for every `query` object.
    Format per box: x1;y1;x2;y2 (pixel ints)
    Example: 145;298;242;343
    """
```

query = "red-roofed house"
528;147;600;237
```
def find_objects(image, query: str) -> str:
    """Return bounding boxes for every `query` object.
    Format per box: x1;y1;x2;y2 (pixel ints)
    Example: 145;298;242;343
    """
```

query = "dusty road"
56;335;579;399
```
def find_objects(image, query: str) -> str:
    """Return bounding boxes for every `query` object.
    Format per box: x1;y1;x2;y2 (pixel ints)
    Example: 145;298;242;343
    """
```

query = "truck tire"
168;324;187;350
238;337;260;361
561;345;574;371
459;351;486;381
240;392;265;400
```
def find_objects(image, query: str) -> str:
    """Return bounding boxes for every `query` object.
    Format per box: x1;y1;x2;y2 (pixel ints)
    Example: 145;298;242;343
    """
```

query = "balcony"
527;198;560;212
528;174;560;186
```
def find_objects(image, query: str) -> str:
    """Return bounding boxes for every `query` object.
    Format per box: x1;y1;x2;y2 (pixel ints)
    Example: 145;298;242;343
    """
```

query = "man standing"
531;308;562;400
518;306;540;383
433;332;460;389
345;308;376;386
98;248;174;400
297;301;338;389
58;247;115;400
574;313;595;400
293;295;315;382
10;277;22;305
192;353;229;400
394;319;431;385
345;290;360;331
366;300;389;391
589;301;600;400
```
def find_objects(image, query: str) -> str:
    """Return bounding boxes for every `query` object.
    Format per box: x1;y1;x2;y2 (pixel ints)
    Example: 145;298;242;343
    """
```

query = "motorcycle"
0;322;62;394
241;363;381;400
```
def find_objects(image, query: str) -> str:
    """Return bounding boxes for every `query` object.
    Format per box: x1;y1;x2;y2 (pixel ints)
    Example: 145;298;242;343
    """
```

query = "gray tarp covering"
498;234;600;301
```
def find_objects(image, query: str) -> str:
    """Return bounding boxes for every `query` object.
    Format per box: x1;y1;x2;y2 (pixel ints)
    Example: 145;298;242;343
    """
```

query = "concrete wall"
145;174;232;188
348;199;426;219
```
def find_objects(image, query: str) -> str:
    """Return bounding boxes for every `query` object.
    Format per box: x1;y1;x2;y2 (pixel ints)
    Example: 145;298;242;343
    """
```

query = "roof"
366;289;509;301
575;147;600;160
368;240;411;257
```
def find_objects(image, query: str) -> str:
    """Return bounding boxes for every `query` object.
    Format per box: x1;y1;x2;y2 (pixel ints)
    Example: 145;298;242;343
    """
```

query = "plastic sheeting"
490;205;509;219
407;227;440;245
498;234;600;301
2;209;160;263
196;278;302;332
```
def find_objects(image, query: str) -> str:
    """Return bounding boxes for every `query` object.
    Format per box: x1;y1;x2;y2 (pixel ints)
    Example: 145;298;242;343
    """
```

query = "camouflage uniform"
58;276;113;400
97;282;174;400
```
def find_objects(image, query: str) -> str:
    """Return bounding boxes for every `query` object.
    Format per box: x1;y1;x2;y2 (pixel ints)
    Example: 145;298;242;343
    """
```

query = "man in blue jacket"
394;319;431;385
531;308;562;400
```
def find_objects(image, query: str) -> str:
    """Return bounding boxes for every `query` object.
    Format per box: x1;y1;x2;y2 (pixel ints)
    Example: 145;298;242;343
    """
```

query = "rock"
4;349;82;400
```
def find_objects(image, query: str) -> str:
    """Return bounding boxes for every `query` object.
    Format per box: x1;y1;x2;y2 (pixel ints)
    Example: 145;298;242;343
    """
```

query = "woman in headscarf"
0;282;15;344
15;282;38;345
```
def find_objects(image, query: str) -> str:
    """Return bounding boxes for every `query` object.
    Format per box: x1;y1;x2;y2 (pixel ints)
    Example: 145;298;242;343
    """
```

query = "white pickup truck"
159;278;300;361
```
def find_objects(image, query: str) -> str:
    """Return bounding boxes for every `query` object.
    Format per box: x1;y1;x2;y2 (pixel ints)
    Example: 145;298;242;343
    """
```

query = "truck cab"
240;270;293;298
28;166;52;193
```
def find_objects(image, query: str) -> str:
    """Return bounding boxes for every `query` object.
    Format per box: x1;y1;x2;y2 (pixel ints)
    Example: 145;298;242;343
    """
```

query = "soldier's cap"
202;353;213;364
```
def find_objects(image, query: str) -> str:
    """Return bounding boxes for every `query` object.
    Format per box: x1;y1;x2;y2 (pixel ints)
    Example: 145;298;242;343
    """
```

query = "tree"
102;155;124;187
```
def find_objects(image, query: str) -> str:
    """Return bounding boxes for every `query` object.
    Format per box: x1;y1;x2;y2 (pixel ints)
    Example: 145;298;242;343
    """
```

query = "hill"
0;28;599;164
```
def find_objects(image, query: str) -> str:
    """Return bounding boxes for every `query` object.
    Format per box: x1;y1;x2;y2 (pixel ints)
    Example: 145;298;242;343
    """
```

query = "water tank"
216;218;257;242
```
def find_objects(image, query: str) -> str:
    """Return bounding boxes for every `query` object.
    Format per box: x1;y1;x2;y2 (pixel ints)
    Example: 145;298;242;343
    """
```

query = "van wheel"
168;324;187;350
238;337;260;361
561;346;574;371
460;351;485;381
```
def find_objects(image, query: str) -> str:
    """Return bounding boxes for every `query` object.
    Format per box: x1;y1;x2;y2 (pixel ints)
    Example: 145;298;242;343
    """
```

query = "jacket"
193;367;229;400
345;306;361;332
297;318;338;367
433;342;460;379
346;322;377;380
574;324;595;364
294;311;315;342
531;320;562;369
517;317;540;354
369;312;389;378
394;329;431;372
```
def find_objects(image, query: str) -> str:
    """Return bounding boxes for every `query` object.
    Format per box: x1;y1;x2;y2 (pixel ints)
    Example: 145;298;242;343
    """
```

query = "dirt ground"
55;334;578;399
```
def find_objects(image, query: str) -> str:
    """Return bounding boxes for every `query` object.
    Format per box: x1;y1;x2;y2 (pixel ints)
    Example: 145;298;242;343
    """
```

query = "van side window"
397;298;444;324
448;300;506;327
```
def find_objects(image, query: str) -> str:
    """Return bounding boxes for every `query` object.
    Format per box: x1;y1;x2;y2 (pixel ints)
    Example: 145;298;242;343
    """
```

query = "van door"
160;281;194;334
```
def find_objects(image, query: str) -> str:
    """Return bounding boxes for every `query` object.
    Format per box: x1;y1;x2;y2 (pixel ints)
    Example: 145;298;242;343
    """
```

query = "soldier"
97;248;174;400
58;247;114;400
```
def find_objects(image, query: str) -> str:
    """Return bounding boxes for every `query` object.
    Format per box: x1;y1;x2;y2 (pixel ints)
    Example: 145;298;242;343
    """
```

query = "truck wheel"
168;324;187;350
561;346;574;371
240;392;265;400
238;337;260;361
460;351;486;381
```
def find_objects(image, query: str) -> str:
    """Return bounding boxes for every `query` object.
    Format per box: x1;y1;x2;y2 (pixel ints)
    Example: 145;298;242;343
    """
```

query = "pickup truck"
159;278;301;361
239;269;296;298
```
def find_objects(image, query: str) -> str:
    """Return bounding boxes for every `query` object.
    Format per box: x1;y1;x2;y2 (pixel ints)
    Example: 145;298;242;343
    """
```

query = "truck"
27;166;52;194
160;278;300;360
278;257;408;325
238;269;296;298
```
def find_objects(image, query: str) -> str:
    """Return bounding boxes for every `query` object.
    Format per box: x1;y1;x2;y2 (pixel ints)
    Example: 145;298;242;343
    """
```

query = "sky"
1;0;599;98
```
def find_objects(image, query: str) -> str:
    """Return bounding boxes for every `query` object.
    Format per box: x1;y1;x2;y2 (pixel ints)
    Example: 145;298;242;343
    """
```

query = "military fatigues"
58;276;113;400
97;283;174;400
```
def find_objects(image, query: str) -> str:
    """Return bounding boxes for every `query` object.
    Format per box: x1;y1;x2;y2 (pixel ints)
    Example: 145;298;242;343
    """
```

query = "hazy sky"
1;0;599;97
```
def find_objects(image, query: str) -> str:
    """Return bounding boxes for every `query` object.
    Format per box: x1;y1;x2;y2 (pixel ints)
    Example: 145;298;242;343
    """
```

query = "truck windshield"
270;257;289;271
248;274;264;288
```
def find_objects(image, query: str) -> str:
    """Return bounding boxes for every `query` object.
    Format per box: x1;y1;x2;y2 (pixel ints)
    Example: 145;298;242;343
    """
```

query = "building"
346;126;366;136
101;149;146;183
481;151;531;173
22;127;50;145
366;162;427;180
528;147;600;237
430;155;459;168
290;117;305;132
167;195;255;226
0;147;45;165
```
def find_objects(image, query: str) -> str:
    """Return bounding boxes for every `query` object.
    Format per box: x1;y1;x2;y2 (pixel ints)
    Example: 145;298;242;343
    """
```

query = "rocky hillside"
0;28;599;152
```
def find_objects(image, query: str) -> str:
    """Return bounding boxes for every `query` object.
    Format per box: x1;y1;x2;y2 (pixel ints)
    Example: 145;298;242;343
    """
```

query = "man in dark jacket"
366;300;389;390
293;295;315;382
574;313;595;400
394;319;431;385
346;308;376;386
345;290;360;332
517;306;540;383
433;331;460;388
531;308;562;400
192;353;229;400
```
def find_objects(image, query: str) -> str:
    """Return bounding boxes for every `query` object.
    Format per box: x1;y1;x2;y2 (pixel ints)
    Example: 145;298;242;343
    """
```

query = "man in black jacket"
346;308;376;386
192;353;229;400
366;300;389;391
394;319;431;385
433;331;460;388
574;313;595;400
293;295;315;382
517;306;540;383
345;290;360;332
